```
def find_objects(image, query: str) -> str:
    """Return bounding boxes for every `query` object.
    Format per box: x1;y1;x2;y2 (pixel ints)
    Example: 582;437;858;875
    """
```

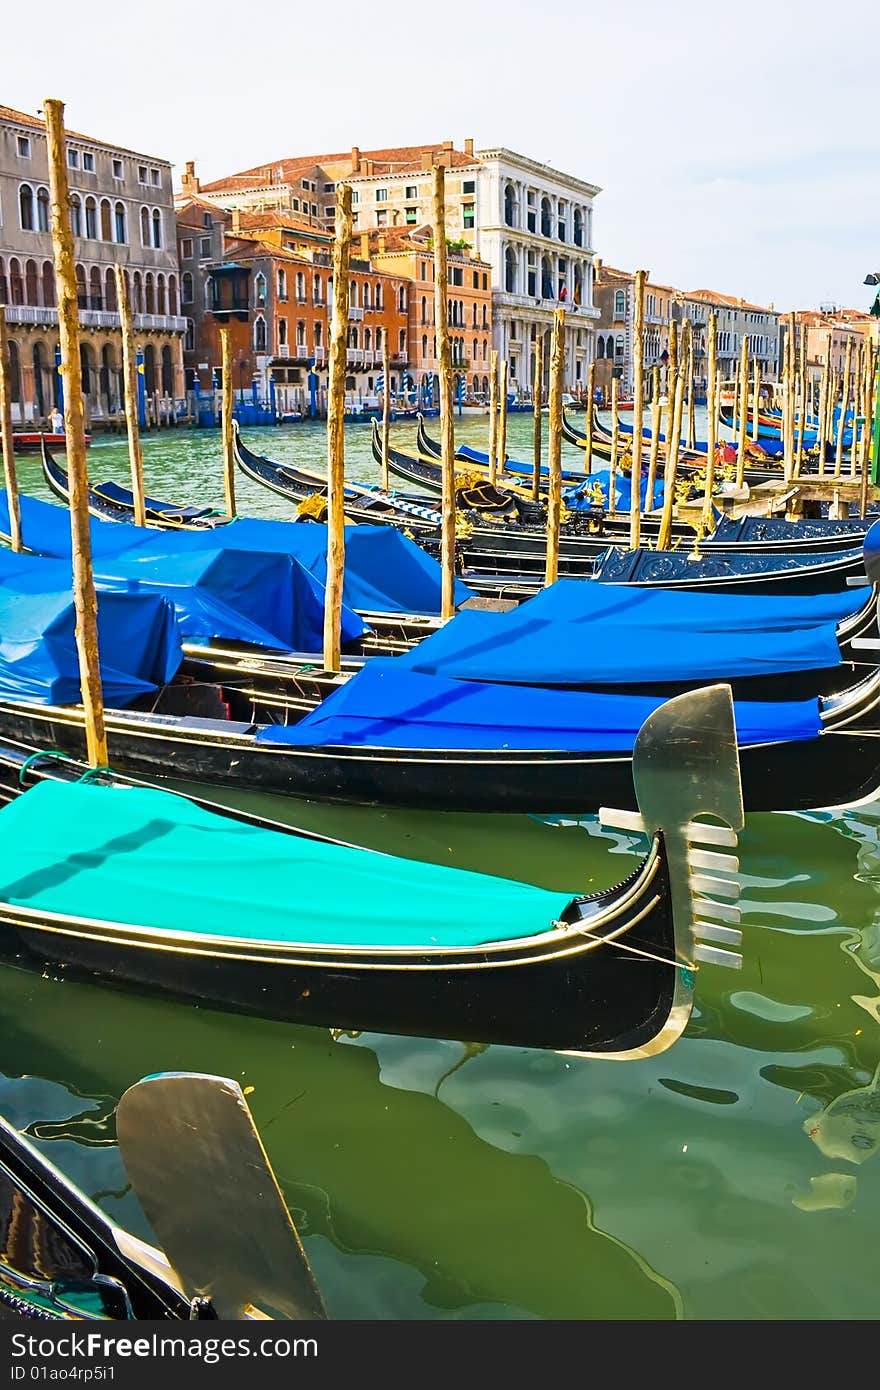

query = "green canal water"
3;415;879;1321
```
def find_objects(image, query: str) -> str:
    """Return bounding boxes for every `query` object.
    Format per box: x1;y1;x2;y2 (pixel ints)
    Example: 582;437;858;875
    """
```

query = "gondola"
562;405;790;477
390;427;875;558
0;1069;324;1320
718;403;862;455
39;440;228;530
0;686;745;1058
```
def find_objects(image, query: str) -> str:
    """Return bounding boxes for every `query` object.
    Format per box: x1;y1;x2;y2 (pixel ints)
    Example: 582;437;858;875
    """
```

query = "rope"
17;750;115;787
553;919;693;971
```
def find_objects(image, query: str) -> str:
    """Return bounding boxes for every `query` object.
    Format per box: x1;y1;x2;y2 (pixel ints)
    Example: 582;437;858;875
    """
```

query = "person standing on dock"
49;405;64;435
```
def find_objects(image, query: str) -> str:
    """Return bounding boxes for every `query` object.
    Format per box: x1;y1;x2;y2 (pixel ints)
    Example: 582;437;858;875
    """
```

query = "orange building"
367;227;493;401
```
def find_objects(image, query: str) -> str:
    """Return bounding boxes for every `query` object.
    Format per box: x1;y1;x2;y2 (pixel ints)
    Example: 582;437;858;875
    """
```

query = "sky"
7;0;878;313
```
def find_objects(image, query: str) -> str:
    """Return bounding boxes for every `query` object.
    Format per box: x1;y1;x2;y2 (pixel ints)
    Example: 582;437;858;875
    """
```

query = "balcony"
348;306;364;321
2;304;186;333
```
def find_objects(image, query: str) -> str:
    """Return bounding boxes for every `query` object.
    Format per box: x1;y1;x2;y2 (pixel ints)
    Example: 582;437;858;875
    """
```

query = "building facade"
184;139;601;396
792;307;879;386
176;204;410;413
593;264;677;398
0;103;185;425
684;290;780;385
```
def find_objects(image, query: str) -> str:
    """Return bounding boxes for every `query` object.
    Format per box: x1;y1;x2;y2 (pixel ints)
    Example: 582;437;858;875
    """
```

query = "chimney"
443;140;454;151
359;232;370;261
231;207;241;234
378;235;387;253
180;160;200;195
351;146;361;171
421;151;434;171
464;138;474;158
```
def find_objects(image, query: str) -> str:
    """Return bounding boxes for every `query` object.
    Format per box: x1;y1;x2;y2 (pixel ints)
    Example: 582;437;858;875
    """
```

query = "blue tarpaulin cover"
393;579;846;685
256;659;823;752
0;535;364;651
454;445;662;508
0;493;472;616
0;576;181;706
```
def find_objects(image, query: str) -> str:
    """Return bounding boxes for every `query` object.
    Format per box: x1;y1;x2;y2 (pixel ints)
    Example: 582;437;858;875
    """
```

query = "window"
375;188;388;202
150;168;160;186
376;210;387;226
375;283;383;309
203;212;211;227
140;206;150;245
323;182;333;193
19;184;34;231
36;187;49;232
278;318;288;351
351;190;359;203
138;165;148;183
85;196;98;239
67;149;79;169
254;273;267;307
463;180;475;194
100;198;112;240
277;268;287;300
114;202;127;242
152;209;162;248
254;315;267;352
614;289;626;317
181;238;193;258
405;185;418;199
450;266;463;286
398;286;406;312
482;274;488;290
399;328;406;354
83;153;94;172
295;270;305;302
472;271;478;289
324;206;334;217
463;203;474;229
182;272;193;304
17;135;31;158
113;158;124;180
69;194;82;237
404;206;418;225
199;236;211;257
185;318;195;351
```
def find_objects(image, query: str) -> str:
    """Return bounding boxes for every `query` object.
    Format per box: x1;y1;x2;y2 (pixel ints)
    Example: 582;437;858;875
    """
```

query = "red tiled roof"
687;289;774;313
0;103;170;163
200;143;475;193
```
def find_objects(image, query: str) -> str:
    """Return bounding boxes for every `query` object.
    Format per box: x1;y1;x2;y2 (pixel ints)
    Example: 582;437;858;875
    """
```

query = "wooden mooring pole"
544;307;565;586
323;182;353;671
532;334;543;502
645;365;661;511
735;334;748;489
656;355;685;552
701;310;718;533
219;324;235;518
44;97;107;768
834;336;852;478
817;331;831;476
496;357;508;482
584;358;595;475
380;343;391;491
629;269;646;549
432;164;456;621
114;265;146;528
488;349;498;486
0;308;23;552
608;376;619;517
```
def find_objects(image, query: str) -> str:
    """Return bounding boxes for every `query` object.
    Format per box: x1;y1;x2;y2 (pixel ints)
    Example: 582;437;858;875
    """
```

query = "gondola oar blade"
116;1072;326;1321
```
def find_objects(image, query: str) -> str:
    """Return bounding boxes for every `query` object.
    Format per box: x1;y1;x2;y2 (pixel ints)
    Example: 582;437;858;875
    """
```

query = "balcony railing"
348;305;364;321
2;304;186;333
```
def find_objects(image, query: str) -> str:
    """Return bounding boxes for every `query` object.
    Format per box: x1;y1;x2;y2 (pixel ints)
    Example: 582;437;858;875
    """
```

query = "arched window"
615;335;624;358
614;289;626;317
421;334;428;359
36;187;50;233
540;196;552;238
140;206;150;246
104;266;117;311
89;266;102;309
349;281;357;307
84;197;97;239
398;285;406;313
161;345;174;396
114;202;127;243
157;273;166;314
69;194;82;238
313;274;322;303
133;270;143;313
6;340;21;406
362;282;371;309
573;264;583;306
100;344;117;415
74;263;87;308
182;272;193;304
573;208;584;248
144;272;155;314
541;255;553;298
43;260;57;307
472;303;478;328
505;246;517;294
152;209;162;248
254;315;267;352
375;326;383;350
143;344;156;395
364;326;372;350
399;327;406;354
185;318;195;351
504;183;517;228
596;336;604;359
203;276;212;309
80;343;94;396
100;198;112;240
168;275;178;315
375;282;383;309
25;260;38;306
277;268;287;300
294;270;304;302
19;184;34;231
421;296;428;325
348;326;359;349
9;259;23;305
254;273;267;307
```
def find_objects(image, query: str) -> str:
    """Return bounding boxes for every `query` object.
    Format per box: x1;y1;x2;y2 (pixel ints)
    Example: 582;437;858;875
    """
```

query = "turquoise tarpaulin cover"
256;658;823;752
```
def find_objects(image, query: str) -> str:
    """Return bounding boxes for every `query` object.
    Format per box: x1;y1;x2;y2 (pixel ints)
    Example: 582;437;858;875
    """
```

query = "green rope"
17;750;114;787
